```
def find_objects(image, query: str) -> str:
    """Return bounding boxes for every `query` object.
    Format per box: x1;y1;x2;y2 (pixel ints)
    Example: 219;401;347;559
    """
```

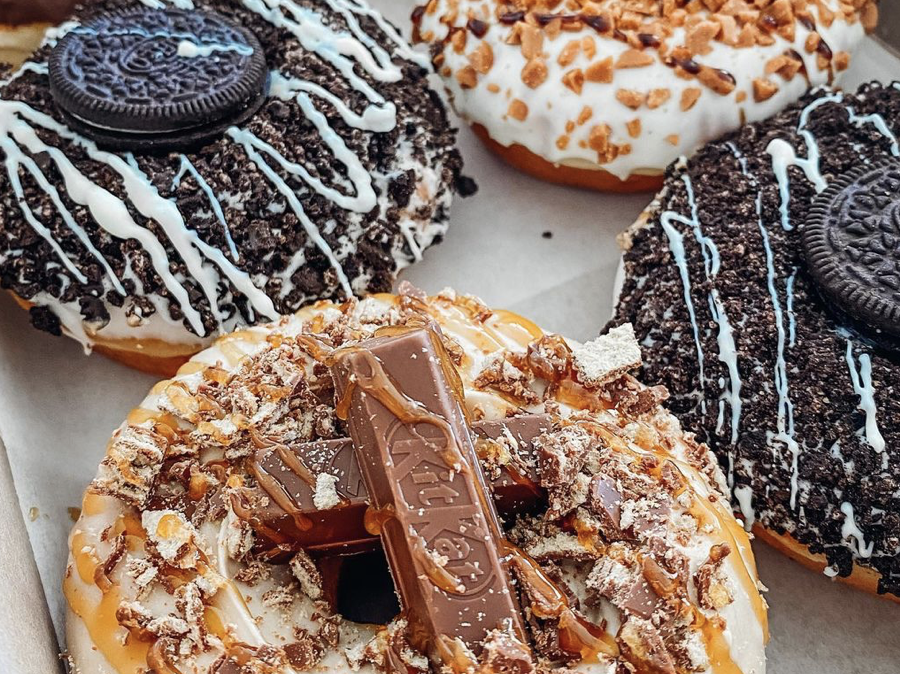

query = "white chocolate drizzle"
844;340;886;458
660;167;742;478
172;155;240;261
0;101;207;333
846;107;900;158
728;142;801;509
840;502;874;559
733;484;756;531
766;92;843;231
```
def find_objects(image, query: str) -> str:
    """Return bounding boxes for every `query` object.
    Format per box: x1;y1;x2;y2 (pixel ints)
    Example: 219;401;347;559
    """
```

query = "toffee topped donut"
412;0;877;193
0;0;468;375
613;81;900;600
66;286;767;674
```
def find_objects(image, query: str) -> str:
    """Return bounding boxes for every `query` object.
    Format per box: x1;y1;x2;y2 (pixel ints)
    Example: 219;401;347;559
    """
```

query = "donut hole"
333;549;400;625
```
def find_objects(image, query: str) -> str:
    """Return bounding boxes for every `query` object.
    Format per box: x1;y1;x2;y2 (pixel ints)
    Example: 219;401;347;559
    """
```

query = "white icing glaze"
840;502;874;559
1;0;445;351
66;294;768;674
418;0;866;179
844;340;886;457
727;142;802;509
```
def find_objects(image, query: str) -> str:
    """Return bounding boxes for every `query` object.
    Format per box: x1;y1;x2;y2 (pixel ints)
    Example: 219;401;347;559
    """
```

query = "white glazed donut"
66;286;767;674
413;0;877;192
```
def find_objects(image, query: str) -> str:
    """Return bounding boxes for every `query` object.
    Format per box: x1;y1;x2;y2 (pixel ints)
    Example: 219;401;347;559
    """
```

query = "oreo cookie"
49;7;268;151
803;158;900;341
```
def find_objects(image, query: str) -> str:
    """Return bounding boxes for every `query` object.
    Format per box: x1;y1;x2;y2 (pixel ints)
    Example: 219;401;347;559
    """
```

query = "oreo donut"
412;0;877;193
0;0;467;376
65;286;768;674
612;81;900;600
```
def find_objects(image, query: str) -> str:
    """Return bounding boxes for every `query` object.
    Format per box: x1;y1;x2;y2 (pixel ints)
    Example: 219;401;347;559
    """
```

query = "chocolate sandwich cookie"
66;287;768;674
612;81;900;600
0;0;468;375
49;7;269;150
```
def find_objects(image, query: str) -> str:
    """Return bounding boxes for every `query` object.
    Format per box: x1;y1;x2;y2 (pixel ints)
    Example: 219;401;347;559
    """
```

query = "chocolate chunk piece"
803;158;900;340
1;0;77;25
240;417;549;553
330;327;528;661
589;475;624;538
49;8;268;150
234;437;374;556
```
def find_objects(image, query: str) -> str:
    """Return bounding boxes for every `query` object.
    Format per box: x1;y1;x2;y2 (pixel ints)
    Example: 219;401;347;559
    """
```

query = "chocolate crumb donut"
66;287;768;674
0;0;467;375
612;81;900;600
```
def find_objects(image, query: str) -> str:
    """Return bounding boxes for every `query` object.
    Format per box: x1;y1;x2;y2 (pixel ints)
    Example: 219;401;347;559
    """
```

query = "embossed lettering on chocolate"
239;416;549;554
330;327;528;661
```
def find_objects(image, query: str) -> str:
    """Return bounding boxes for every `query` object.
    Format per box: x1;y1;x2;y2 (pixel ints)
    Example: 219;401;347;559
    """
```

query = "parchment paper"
0;2;897;671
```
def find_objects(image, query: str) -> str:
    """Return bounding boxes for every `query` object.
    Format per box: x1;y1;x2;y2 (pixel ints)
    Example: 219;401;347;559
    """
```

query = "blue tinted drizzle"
766;92;843;231
728;142;801;508
173;156;240;261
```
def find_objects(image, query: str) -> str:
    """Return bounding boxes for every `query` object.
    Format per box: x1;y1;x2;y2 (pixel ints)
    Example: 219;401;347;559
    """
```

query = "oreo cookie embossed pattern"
803;158;900;343
0;0;466;370
614;82;900;598
49;8;268;149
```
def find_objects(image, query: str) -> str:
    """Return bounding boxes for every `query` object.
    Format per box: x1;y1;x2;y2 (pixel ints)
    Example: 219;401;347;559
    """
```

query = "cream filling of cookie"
66;291;767;674
418;0;867;179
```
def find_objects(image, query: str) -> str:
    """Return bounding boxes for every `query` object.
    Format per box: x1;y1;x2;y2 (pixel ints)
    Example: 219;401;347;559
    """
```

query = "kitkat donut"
66;286;768;674
0;0;467;376
612;81;900;601
412;0;877;193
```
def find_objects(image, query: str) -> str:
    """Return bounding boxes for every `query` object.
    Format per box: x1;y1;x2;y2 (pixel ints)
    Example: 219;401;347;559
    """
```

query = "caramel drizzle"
246;443;315;535
331;340;469;474
500;541;619;662
586;422;769;643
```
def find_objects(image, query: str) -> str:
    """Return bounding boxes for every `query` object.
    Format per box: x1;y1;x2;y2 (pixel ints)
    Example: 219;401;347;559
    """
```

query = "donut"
411;0;878;193
611;80;900;601
65;285;768;674
0;0;468;377
0;1;77;67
